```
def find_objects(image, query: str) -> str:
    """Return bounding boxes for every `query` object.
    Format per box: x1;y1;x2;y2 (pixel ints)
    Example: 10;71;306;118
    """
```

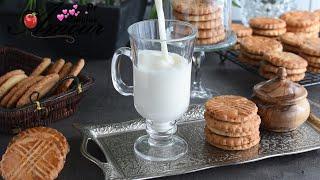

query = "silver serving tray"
75;101;320;180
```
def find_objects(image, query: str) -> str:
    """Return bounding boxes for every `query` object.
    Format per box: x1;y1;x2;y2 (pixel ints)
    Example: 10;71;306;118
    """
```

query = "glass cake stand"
191;31;237;99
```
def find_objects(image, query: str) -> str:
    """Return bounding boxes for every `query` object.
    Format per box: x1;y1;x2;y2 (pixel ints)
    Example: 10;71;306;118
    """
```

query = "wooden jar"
252;68;310;132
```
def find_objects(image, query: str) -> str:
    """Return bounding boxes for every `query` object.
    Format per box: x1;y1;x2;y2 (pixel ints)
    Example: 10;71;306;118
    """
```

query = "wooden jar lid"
253;67;308;105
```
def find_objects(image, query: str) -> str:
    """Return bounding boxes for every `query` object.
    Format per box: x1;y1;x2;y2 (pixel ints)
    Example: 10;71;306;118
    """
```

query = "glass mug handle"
111;47;133;96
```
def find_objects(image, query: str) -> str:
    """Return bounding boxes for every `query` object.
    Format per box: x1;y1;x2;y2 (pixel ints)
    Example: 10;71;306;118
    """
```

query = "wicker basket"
0;47;94;134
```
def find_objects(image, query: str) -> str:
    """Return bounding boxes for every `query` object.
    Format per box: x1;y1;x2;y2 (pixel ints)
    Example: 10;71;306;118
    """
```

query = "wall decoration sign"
8;0;104;43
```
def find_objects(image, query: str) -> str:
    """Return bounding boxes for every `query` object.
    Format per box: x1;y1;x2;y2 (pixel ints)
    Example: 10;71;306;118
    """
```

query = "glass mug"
111;20;197;161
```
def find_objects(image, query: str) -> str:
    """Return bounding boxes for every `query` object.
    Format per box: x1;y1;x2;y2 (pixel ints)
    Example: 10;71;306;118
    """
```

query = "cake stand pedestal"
191;32;237;99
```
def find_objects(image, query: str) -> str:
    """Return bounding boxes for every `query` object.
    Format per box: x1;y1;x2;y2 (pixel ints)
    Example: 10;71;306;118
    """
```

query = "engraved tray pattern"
76;103;320;180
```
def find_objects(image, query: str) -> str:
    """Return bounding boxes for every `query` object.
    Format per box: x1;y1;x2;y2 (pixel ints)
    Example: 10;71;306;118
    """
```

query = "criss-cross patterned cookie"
240;36;283;56
300;38;320;56
249;17;286;29
205;95;258;123
0;127;68;180
205;113;261;137
280;11;319;28
10;127;69;157
205;127;260;151
263;51;308;69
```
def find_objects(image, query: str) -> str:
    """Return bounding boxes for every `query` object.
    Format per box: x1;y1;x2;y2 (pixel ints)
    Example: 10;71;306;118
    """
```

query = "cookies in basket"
0;57;86;109
204;95;261;151
0;127;69;180
172;0;226;46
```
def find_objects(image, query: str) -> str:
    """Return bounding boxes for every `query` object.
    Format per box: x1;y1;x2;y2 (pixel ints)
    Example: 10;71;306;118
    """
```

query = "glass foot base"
191;85;214;99
134;135;188;161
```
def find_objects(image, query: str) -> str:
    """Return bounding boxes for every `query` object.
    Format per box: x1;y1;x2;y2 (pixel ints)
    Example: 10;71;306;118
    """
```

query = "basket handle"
28;76;82;118
50;75;83;95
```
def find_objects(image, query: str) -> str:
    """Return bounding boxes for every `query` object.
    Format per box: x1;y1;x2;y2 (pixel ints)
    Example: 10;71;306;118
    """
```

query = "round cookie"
263;51;308;69
11;127;69;157
241;51;263;61
173;9;222;21
286;24;320;33
238;54;261;67
260;62;306;75
205;127;260;151
283;44;301;54
308;62;320;68
172;0;219;15
240;36;283;56
300;38;320;56
0;127;68;180
196;33;226;45
300;53;320;63
253;28;286;37
259;69;305;82
197;28;225;38
205;113;261;137
280;11;319;28
231;23;253;37
205;95;258;123
307;66;320;73
189;19;223;29
280;32;308;47
249;17;286;29
314;9;320;22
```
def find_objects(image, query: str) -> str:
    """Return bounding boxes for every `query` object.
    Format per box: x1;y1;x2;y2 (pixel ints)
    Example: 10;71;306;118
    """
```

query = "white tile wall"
232;0;320;21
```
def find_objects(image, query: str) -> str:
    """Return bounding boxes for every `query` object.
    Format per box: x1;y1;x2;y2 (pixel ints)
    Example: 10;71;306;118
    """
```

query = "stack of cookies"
300;38;320;74
260;51;308;81
249;17;286;39
0;127;69;180
239;36;283;66
0;58;85;108
231;23;252;50
280;11;319;38
280;32;308;54
172;0;225;45
204;95;261;151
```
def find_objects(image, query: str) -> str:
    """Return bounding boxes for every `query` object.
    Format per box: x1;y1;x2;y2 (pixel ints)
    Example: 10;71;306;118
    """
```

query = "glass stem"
146;119;177;147
192;51;206;89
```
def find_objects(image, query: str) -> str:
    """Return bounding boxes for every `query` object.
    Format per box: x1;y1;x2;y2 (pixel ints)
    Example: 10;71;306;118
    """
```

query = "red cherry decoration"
24;13;38;29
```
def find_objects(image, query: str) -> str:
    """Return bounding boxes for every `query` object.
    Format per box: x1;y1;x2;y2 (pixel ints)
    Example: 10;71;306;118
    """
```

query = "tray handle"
80;136;121;179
